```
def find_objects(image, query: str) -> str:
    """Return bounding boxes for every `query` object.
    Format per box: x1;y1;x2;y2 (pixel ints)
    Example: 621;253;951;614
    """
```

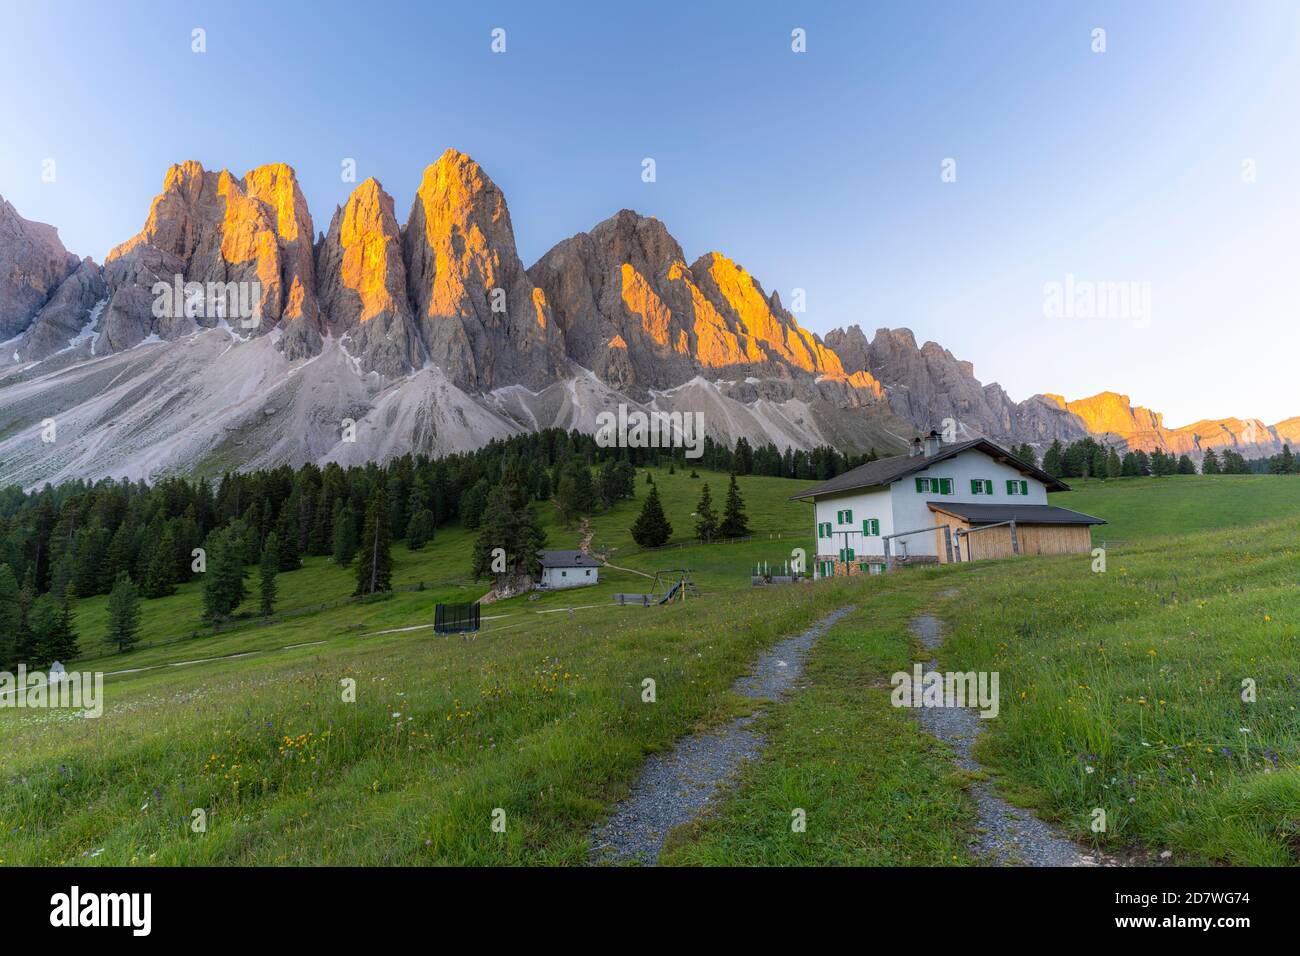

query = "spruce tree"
202;530;247;623
0;563;19;669
630;481;672;548
1201;448;1221;474
332;499;358;566
407;508;436;550
107;572;142;653
718;473;750;539
694;483;719;542
355;487;393;596
1177;454;1197;475
143;528;178;599
275;506;301;572
259;532;279;616
1042;439;1064;478
471;477;547;579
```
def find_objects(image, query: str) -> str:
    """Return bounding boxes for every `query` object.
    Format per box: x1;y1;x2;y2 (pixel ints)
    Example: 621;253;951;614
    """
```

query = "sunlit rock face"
1048;391;1290;457
0;195;81;339
102;160;323;356
402;149;567;391
316;178;423;377
529;208;877;404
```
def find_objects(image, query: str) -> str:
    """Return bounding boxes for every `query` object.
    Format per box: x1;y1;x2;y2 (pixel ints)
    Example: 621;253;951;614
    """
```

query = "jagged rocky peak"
529;209;876;399
402;148;566;391
101;160;322;358
0;195;81;340
316;177;422;376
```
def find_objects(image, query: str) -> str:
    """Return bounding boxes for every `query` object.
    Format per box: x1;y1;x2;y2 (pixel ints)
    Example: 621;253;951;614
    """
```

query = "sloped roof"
788;439;1069;500
538;550;601;568
928;502;1105;525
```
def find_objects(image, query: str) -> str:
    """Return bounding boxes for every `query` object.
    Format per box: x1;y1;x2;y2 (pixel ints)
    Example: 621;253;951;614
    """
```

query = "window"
817;521;833;538
971;478;993;495
916;477;953;494
561;570;567;577
838;547;855;562
836;509;854;524
585;570;591;576
1007;479;1029;496
862;518;880;536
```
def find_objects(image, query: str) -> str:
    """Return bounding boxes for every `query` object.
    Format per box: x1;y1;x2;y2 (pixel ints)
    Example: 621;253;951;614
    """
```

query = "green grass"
1059;473;1298;543
2;469;1297;866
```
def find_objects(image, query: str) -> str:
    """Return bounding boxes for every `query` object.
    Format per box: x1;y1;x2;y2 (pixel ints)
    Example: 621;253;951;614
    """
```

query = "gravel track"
910;613;1115;867
589;606;854;865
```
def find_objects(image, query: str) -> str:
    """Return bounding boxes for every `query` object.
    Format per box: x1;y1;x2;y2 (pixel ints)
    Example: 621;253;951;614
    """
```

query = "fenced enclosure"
434;602;481;634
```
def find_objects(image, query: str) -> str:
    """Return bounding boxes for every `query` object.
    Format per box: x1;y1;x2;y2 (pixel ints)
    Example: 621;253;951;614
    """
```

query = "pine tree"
719;473;750;538
471;477;547;579
1177;454;1197;475
202;529;247;623
630;481;672;548
274;506;301;572
259;532;279;617
30;587;79;667
355;487;393;596
407;508;436;550
106;572;142;653
694;483;719;542
1041;439;1064;478
1106;447;1123;479
73;522;110;597
143;528;178;599
332;499;358;566
1201;448;1221;474
0;563;19;669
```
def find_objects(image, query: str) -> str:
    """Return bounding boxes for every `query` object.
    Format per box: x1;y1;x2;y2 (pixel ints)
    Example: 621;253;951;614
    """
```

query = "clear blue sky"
2;0;1297;425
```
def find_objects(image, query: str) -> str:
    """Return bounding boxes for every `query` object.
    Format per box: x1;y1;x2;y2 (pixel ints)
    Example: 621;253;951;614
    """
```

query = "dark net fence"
434;603;481;634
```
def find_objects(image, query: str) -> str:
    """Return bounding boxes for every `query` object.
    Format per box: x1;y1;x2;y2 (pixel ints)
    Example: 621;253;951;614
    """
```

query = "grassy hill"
1;469;1296;865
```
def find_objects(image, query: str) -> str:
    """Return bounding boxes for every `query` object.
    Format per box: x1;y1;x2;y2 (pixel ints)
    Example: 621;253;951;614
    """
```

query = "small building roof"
927;502;1105;526
788;439;1069;500
538;549;601;568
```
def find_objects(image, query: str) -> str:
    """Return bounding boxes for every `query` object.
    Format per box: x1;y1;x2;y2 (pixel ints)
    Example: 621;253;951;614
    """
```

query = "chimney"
924;429;942;457
910;436;924;457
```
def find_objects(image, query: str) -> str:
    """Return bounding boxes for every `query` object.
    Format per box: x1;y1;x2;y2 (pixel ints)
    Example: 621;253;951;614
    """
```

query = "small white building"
537;550;601;590
791;431;1104;577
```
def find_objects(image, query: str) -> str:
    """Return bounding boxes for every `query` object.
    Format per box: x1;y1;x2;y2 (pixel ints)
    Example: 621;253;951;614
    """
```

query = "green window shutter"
846;509;853;523
872;519;880;535
971;479;980;494
1021;480;1029;495
848;548;855;560
862;519;869;534
941;478;952;494
915;477;925;492
1006;479;1015;494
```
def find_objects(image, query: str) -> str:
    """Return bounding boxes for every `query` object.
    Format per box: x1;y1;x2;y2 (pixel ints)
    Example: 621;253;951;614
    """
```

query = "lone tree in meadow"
471;475;547;580
106;572;142;653
259;532;280;616
630;480;672;548
694;483;719;542
355;487;393;596
718;473;750;539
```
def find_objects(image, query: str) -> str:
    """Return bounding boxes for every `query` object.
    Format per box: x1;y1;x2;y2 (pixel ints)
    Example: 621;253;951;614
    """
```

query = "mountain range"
1;149;1294;487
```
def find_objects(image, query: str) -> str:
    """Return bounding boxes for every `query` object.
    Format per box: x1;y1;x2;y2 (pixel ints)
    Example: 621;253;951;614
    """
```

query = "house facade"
792;432;1104;578
537;550;601;589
